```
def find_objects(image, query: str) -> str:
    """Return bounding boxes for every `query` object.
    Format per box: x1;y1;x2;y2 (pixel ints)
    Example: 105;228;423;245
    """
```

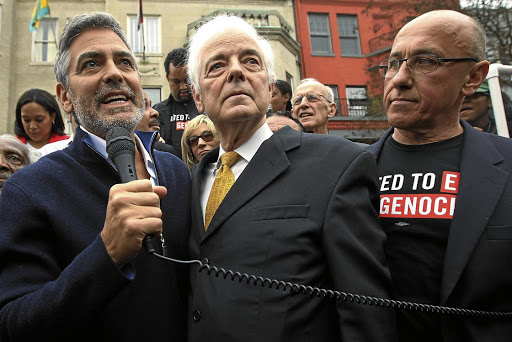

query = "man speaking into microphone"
0;12;190;342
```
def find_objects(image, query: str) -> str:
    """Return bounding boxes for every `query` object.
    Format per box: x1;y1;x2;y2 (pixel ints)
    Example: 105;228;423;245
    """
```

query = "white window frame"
128;15;161;54
31;18;58;63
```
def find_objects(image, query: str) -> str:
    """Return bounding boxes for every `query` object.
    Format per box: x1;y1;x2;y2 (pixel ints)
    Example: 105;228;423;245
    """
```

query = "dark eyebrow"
75;50;135;72
75;51;102;72
114;50;135;61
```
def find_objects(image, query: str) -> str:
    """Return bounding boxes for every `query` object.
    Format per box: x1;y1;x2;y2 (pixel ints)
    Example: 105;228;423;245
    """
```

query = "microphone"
106;127;137;183
106;127;156;253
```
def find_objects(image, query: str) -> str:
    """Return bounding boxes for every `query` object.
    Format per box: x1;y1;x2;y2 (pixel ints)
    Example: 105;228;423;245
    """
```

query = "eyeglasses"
187;130;214;147
378;54;479;78
292;93;331;107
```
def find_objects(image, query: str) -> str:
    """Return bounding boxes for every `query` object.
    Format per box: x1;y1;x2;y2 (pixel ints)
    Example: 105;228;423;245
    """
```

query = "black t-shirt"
377;133;463;342
154;95;199;159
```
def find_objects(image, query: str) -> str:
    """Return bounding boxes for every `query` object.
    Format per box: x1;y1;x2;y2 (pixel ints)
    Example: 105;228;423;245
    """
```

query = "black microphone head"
106;127;135;160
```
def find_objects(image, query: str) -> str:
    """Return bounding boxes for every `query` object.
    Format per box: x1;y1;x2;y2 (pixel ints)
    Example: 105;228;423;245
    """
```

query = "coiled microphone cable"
143;239;512;319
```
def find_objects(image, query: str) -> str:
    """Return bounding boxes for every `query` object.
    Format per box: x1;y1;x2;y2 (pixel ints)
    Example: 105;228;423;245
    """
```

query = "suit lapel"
202;128;300;241
190;147;220;245
440;122;508;304
366;127;392;159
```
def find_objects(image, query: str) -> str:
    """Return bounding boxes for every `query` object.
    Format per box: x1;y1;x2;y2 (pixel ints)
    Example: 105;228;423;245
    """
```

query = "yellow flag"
30;0;50;32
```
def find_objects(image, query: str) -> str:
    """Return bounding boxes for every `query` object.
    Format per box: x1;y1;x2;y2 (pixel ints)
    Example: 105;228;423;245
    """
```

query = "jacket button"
192;310;201;322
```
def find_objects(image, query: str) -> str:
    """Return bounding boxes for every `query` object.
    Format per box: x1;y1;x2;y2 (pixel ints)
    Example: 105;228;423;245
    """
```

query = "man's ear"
56;83;74;114
327;102;337;118
192;86;204;113
462;61;490;97
269;81;274;102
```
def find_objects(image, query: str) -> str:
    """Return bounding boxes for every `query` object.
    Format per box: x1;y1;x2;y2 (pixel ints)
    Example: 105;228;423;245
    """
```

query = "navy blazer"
0;128;191;341
188;127;396;342
367;120;512;341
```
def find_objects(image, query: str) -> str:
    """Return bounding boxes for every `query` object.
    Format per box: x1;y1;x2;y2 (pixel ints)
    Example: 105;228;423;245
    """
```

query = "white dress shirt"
200;122;273;223
81;126;157;186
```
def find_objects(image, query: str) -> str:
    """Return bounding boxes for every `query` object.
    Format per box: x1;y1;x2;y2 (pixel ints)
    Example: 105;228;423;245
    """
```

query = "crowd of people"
0;8;511;342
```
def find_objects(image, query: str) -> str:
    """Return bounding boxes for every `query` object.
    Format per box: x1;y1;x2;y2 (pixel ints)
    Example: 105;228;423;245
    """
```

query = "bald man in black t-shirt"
368;10;512;342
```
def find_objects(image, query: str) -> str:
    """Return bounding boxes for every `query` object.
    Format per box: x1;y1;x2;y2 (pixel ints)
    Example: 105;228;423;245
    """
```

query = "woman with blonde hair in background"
181;114;219;172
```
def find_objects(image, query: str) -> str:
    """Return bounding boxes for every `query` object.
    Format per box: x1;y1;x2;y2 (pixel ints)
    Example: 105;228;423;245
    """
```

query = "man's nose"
150;108;159;119
101;59;124;83
299;97;310;107
0;154;10;170
227;60;246;82
463;96;473;103
390;61;413;88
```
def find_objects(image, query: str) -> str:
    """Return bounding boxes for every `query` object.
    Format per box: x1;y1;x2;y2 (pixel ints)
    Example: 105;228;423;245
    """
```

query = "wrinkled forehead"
391;16;472;58
0;139;28;158
200;31;263;64
294;82;325;96
69;28;132;63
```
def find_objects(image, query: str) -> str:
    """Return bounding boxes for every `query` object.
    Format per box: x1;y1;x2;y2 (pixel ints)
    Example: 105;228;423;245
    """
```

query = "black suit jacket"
367;120;512;341
188;127;396;341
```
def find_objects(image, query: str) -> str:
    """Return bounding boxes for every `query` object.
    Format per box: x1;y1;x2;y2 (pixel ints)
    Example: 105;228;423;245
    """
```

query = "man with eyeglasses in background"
291;78;336;134
367;10;512;342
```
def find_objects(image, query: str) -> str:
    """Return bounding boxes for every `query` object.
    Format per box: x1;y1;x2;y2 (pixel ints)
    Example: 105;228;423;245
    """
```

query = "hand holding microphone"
100;127;165;264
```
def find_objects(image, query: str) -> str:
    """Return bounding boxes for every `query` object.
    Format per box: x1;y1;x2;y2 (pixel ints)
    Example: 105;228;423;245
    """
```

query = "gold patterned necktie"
204;151;240;230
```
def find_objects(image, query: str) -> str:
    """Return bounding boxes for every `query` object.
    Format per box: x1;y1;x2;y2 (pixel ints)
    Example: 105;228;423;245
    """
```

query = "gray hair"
298;78;335;103
187;15;275;95
0;134;34;165
54;12;135;90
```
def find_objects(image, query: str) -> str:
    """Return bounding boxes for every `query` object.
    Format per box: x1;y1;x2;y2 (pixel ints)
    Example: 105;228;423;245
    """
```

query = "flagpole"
142;21;146;62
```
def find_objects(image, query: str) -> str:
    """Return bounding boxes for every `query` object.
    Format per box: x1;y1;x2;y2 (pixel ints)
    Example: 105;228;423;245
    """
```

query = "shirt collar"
79;126;156;181
216;122;273;166
80;126;108;159
134;134;157;181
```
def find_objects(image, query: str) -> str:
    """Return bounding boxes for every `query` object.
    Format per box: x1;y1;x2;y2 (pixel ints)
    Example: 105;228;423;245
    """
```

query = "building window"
286;72;294;91
32;18;57;63
308;13;333;55
346;86;368;116
128;16;161;54
143;87;162;106
337;14;362;56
